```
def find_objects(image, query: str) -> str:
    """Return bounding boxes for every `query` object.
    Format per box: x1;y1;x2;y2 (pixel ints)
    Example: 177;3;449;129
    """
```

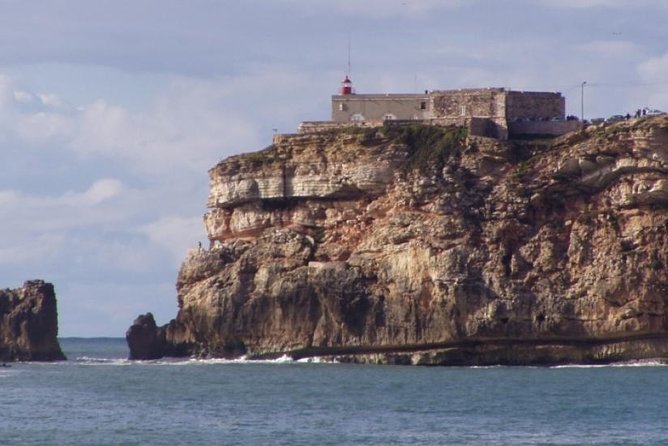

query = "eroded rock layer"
0;280;66;361
129;119;668;365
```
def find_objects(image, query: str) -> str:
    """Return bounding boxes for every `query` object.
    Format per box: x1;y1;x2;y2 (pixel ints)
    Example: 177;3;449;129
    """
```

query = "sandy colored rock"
129;119;668;364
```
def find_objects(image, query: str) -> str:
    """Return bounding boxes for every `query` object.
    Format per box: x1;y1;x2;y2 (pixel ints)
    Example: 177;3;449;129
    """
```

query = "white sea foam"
72;354;342;366
297;356;338;364
76;356;132;366
552;359;667;369
611;359;667;367
187;354;296;365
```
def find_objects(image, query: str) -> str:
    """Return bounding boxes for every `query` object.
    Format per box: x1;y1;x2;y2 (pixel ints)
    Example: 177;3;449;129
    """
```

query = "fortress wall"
332;94;429;122
506;91;565;120
429;89;507;120
508;120;580;137
469;117;508;140
298;117;507;139
298;121;378;134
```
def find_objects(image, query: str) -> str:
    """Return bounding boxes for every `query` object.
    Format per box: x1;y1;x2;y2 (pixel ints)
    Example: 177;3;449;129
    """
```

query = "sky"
2;0;668;336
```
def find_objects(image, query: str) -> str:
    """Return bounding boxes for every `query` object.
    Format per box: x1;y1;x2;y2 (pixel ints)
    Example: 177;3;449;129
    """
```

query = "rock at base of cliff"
126;313;165;360
0;280;66;361
126;312;193;360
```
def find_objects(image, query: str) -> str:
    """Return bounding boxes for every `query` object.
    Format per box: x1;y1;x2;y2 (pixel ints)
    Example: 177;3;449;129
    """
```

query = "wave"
71;353;340;366
75;356;132;366
552;359;667;369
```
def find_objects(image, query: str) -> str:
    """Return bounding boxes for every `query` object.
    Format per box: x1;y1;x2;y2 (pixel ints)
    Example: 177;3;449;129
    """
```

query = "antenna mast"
339;33;354;95
347;32;351;77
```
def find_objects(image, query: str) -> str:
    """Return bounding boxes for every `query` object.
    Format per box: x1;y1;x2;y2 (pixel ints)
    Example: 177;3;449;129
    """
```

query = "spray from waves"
75;356;132;366
107;354;341;366
552;359;667;369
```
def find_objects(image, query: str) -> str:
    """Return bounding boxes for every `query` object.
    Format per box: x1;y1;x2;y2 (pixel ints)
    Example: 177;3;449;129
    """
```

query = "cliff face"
0;280;66;361
129;118;668;365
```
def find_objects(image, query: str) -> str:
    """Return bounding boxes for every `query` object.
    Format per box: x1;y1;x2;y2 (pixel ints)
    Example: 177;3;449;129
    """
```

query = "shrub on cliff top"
384;124;467;174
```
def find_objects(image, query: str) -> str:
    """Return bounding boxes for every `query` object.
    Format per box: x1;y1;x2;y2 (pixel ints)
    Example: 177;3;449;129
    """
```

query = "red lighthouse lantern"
340;76;353;95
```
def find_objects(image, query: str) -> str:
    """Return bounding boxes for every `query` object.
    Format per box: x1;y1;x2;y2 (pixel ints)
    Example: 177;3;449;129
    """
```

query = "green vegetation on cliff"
390;125;467;174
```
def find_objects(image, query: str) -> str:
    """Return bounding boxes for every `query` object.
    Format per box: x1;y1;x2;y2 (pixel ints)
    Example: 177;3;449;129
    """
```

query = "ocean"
1;337;666;445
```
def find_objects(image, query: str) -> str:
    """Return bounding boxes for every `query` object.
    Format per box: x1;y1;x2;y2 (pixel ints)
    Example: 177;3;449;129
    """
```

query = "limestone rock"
126;313;164;360
126;312;194;360
129;119;668;365
0;280;66;361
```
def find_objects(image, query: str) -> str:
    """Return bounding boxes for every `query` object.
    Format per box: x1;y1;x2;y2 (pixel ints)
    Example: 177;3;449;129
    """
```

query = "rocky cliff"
0;280;66;361
128;118;668;365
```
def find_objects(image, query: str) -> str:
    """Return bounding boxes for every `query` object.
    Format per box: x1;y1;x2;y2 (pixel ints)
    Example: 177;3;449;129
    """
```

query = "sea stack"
128;115;668;365
0;280;66;361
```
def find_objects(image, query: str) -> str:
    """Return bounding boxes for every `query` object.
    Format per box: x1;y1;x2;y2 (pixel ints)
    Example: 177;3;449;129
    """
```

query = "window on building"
338;103;346;111
420;101;426;110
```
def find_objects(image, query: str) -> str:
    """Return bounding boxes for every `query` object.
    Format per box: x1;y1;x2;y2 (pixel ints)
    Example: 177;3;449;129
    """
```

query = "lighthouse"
340;75;353;95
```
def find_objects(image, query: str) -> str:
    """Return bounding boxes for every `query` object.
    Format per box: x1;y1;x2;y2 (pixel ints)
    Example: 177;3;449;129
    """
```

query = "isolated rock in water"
0;280;66;361
126;312;193;360
126;313;165;360
129;118;668;365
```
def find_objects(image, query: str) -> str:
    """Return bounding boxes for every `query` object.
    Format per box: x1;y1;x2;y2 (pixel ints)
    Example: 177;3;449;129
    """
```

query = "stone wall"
328;88;569;140
429;89;508;138
430;88;506;120
331;94;430;122
298;117;506;139
297;120;381;134
469;117;508;139
506;91;565;121
508;120;580;137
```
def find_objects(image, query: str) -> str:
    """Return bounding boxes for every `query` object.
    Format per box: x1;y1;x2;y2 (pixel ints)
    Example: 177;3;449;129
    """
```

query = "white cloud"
0;178;124;213
0;179;128;259
13;90;34;103
63;77;263;176
0;74;264;176
38;93;67;109
141;216;205;265
61;178;124;206
638;52;668;82
541;0;665;8
15;111;75;143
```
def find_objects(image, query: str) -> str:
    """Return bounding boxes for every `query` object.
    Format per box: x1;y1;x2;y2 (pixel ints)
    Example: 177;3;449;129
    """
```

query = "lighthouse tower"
340;75;353;95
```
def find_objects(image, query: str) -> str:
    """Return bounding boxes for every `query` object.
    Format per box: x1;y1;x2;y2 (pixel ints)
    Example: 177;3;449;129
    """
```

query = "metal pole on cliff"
581;80;587;128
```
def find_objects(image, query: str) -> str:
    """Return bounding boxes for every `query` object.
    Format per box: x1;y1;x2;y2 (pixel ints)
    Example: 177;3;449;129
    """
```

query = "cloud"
62;178;124;206
638;52;668;82
541;0;665;8
57;280;178;337
287;0;466;17
579;40;643;58
141;216;206;265
0;179;126;265
0;73;242;335
3;0;668;338
0;73;264;176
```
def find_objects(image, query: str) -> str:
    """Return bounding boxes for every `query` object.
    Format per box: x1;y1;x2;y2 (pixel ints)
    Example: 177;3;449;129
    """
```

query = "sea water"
1;338;667;445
